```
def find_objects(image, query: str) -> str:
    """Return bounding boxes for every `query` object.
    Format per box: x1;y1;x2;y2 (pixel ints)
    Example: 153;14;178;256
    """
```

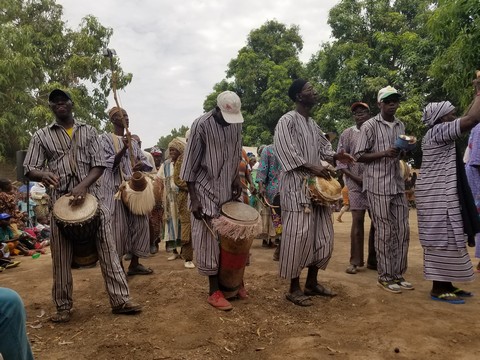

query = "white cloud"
57;0;339;147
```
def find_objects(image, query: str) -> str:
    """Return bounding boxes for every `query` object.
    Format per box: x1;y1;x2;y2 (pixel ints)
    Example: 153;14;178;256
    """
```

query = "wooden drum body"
212;202;260;299
53;194;100;267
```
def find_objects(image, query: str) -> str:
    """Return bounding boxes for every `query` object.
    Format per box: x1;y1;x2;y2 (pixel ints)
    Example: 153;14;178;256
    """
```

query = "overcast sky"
57;0;340;147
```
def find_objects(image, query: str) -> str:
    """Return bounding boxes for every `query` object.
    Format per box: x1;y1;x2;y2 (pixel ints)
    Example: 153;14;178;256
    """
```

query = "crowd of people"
3;78;480;358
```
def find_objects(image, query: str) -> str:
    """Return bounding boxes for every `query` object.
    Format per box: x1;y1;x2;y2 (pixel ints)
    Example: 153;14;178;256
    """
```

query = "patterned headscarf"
422;101;455;128
168;138;186;154
108;106;125;120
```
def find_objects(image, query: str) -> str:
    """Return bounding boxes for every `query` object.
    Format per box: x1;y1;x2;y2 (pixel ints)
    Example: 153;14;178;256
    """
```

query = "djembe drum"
53;194;100;267
212;201;261;299
307;176;342;206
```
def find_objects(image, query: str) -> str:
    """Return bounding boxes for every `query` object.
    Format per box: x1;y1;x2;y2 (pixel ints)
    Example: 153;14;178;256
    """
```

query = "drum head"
315;177;342;200
53;194;98;223
221;201;259;222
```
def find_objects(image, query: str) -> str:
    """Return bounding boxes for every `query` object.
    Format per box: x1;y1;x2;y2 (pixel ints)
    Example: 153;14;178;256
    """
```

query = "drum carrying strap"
57;127;81;193
111;133;127;183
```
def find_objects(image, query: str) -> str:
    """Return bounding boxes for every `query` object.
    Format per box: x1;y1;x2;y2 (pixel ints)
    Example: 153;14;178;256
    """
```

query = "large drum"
53;194;100;267
212;201;261;299
307;176;342;206
118;171;156;215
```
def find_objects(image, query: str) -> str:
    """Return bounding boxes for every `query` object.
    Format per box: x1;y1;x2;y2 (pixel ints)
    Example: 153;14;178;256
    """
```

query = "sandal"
452;288;473;297
127;264;153;276
5;260;21;269
285;292;313;307
112;301;142;314
431;293;465;304
304;284;337;297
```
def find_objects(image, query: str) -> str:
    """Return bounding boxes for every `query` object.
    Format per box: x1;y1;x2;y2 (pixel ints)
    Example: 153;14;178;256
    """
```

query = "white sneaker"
167;254;180;261
184;261;195;269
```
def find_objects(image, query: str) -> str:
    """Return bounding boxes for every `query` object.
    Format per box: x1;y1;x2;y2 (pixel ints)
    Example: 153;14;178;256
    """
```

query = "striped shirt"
354;114;405;195
336;126;365;193
274;110;335;211
416;119;465;248
23;121;105;199
180;111;242;217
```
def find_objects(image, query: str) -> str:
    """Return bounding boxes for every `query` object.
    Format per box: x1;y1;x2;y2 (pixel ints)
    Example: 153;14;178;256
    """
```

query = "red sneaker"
237;284;249;300
207;290;233;311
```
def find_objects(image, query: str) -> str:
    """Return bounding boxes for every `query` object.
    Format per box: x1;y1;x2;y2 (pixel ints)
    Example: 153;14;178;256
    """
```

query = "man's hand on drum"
334;149;355;164
132;162;144;172
383;147;401;158
68;185;88;206
309;164;335;180
41;171;60;188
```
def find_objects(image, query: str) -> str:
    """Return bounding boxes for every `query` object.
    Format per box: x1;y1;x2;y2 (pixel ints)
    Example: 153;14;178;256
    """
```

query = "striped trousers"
367;192;410;282
279;205;334;279
191;215;219;276
112;200;150;258
50;205;130;311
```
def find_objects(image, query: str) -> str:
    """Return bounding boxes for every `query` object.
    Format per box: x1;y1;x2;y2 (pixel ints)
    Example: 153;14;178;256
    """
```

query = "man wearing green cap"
354;86;413;294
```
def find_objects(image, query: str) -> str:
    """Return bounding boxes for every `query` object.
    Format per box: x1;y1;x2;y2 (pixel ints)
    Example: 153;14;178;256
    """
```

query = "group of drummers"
22;75;480;319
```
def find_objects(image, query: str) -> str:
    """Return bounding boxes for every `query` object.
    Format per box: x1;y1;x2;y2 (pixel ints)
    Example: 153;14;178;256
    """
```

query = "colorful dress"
158;158;180;252
465;123;480;259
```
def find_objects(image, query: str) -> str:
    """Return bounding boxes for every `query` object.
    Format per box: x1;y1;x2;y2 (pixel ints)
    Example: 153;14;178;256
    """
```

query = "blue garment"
0;288;34;360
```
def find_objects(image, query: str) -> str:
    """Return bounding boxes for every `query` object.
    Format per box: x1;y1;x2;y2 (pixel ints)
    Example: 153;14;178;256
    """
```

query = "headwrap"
108;106;124;120
185;129;191;141
168;138;186;154
288;79;308;102
422;101;455;128
150;146;162;156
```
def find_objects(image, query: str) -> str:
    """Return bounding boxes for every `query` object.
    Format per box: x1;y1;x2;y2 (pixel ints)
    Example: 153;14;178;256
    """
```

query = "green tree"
307;0;437;165
157;125;190;151
203;20;306;147
0;0;131;161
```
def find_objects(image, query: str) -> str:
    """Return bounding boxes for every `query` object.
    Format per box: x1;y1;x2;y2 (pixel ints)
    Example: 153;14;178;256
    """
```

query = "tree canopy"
0;0;130;161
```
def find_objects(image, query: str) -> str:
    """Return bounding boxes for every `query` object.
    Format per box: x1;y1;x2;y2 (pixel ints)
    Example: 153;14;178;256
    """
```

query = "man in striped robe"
274;79;354;307
99;107;153;276
24;89;141;322
180;91;244;311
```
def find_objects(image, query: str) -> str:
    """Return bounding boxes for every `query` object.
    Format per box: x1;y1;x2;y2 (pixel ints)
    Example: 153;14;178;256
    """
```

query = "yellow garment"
65;127;73;138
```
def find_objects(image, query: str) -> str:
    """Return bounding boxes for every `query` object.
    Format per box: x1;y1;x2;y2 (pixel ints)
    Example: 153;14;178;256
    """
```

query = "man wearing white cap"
180;90;244;311
354;86;413;294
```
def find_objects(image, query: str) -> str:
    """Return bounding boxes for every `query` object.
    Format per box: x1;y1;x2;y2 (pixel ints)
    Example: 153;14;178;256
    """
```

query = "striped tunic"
24;121;130;310
416;119;474;282
465;124;480;259
180;111;242;275
337;126;368;210
273;110;335;279
354;114;405;195
99;134;152;258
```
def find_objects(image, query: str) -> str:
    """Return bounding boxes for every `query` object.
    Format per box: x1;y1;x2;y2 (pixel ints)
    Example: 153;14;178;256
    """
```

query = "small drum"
307;176;342;206
53;194;100;267
212;201;261;299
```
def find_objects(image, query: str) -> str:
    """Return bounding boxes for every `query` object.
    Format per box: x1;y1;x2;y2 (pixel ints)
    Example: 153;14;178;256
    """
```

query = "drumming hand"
132;162;144;172
41;172;60;188
191;199;204;220
68;185;88;206
309;164;332;180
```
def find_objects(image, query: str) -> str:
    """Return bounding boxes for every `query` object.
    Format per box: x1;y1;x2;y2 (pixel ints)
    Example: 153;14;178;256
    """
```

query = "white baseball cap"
377;86;401;102
217;91;244;124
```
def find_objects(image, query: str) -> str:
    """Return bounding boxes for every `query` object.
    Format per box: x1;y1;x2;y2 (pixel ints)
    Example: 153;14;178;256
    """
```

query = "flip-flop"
5;261;21;269
127;264;153;276
304;284;337;297
0;266;4;272
431;293;465;304
452;288;473;297
285;292;313;307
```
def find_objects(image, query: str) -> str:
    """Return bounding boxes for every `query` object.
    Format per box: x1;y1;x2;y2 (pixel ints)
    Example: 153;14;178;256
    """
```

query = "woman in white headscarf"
416;95;480;304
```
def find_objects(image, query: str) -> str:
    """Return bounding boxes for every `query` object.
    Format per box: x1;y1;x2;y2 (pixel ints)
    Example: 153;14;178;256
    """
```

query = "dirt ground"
2;210;480;360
